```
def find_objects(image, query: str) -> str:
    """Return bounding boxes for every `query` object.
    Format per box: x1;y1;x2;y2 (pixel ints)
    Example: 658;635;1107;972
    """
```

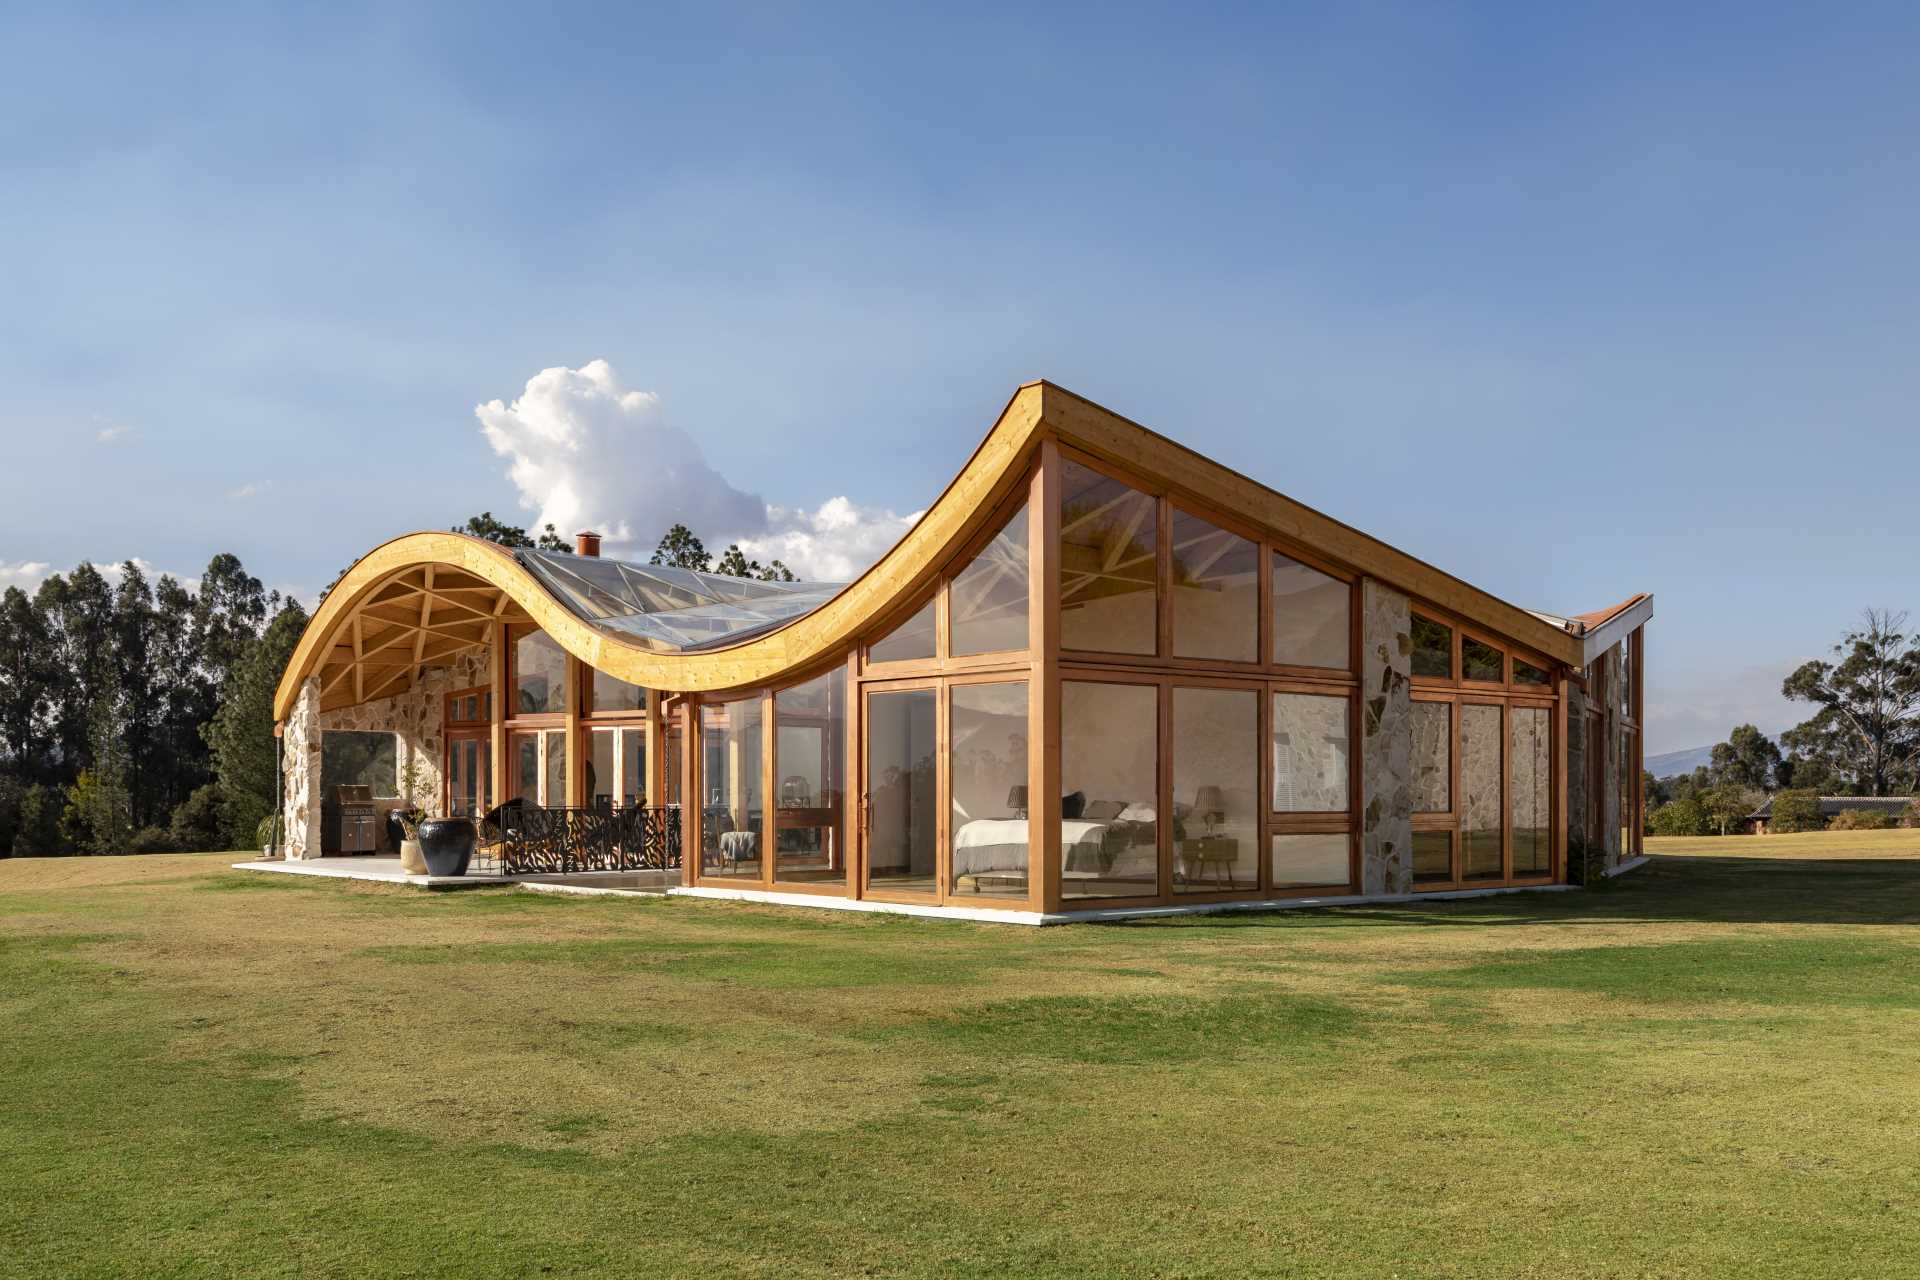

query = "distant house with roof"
1745;795;1912;835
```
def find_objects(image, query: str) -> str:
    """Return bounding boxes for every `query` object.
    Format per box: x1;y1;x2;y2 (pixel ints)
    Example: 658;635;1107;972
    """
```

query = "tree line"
0;556;306;856
1647;609;1920;836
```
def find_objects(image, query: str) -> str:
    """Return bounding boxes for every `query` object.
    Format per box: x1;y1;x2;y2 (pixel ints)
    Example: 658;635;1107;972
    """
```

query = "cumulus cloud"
228;480;271;499
0;557;200;596
737;497;922;583
477;360;918;581
0;560;52;592
95;423;131;444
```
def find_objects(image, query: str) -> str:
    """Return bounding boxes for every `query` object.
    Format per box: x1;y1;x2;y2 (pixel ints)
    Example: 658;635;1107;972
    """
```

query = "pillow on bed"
1117;803;1156;823
1082;799;1126;820
1062;790;1086;820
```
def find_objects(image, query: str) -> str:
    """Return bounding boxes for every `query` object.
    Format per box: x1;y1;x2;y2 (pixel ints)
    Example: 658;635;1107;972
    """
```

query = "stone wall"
1359;579;1412;895
1599;643;1624;871
281;676;322;859
1565;680;1589;866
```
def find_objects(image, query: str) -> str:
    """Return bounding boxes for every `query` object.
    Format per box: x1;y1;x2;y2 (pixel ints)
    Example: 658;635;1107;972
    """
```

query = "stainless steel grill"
328;784;377;855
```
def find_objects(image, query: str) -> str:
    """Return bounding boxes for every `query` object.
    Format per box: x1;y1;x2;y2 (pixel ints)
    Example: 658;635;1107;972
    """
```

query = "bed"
950;798;1161;880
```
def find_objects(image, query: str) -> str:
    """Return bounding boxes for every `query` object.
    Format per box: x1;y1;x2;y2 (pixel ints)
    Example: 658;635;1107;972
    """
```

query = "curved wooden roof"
276;381;1597;722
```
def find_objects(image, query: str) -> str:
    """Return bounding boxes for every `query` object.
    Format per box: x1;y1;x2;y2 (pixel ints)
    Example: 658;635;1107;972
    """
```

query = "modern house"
1744;795;1912;835
270;382;1652;921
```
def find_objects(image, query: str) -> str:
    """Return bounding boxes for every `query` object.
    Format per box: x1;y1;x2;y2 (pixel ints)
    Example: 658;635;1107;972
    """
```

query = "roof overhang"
1576;594;1655;667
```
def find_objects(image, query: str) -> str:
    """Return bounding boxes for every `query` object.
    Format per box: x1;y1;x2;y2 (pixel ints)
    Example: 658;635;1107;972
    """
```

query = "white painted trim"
1579;596;1655;667
1603;854;1650;878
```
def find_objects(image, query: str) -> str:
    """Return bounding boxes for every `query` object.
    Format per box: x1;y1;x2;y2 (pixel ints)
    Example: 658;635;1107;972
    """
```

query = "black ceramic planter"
416;817;476;877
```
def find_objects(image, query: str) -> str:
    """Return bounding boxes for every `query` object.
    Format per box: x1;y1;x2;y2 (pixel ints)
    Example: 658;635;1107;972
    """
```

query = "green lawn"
3;832;1918;1278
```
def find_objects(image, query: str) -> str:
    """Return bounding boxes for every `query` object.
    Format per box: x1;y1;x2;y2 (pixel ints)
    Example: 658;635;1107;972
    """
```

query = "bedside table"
1181;836;1240;887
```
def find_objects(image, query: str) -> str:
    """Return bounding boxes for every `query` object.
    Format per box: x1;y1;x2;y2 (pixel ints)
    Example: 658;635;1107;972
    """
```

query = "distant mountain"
1646;744;1715;779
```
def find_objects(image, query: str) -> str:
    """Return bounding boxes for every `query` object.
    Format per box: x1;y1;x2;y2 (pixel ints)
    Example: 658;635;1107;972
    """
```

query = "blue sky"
3;2;1917;753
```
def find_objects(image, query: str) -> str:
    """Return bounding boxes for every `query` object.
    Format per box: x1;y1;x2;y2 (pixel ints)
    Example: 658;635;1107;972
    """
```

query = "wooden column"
645;687;662;809
680;698;699;886
1029;441;1062;914
489;622;508;813
1554;672;1571;883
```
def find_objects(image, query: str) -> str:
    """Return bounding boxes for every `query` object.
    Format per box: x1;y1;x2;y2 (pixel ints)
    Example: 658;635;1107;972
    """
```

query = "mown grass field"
4;830;1918;1278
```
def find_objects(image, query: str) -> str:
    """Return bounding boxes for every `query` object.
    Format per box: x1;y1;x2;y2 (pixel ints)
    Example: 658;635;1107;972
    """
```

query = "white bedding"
950;819;1109;876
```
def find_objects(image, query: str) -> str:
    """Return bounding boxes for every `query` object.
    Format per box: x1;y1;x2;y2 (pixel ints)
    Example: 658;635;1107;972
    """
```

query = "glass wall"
1270;833;1349;890
774;668;847;887
1060;681;1158;900
588;729;617;808
866;689;938;895
1273;553;1350;669
1171;508;1257;662
1460;704;1503;880
949;682;1030;898
1271;693;1349;813
1511;707;1551;877
622;730;646;806
700;698;762;880
1059;460;1158;654
1463;637;1503;683
591;670;647;713
543;728;566;807
870;599;936;664
1413;830;1453;884
1411;616;1453;679
1173;687;1259;893
950;503;1029;656
1411;701;1451;812
514;630;568;715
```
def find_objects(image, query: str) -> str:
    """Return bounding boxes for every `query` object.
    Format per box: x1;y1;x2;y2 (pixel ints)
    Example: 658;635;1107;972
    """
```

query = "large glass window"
774;669;846;887
1411;701;1451;812
866;689;938;895
1460;704;1503;880
588;729;616;807
1271;693;1349;813
1413;830;1453;884
870;599;936;665
1511;707;1551;877
700;698;762;880
622;730;647;806
513;732;540;803
1270;833;1350;890
950;503;1029;657
514;629;568;715
1272;553;1350;669
1513;658;1551;687
949;682;1030;898
1173;687;1259;893
1171;509;1257;662
543;728;566;807
590;669;647;714
1060;460;1157;655
1463;637;1504;683
1411;616;1453;679
1061;681;1159;900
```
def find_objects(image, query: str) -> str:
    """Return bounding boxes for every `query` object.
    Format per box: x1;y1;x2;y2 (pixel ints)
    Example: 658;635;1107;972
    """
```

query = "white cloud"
0;560;52;592
0;557;202;596
736;497;922;583
228;480;271;499
477;360;917;581
95;423;132;443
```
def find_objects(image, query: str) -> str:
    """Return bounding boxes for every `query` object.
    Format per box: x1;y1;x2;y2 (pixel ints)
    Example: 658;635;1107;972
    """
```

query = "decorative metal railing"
487;804;682;876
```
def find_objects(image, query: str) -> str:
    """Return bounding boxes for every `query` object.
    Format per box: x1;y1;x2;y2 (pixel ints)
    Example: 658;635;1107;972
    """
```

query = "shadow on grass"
1088;853;1920;933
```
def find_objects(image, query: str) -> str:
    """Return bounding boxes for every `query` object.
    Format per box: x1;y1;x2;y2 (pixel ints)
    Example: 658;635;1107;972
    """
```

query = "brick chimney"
575;530;602;558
